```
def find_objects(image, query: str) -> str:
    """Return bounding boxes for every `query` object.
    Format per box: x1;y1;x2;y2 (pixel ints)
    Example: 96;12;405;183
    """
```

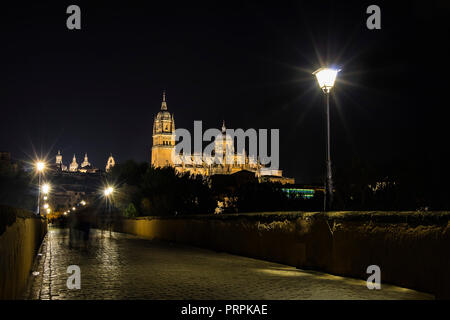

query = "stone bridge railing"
0;205;47;299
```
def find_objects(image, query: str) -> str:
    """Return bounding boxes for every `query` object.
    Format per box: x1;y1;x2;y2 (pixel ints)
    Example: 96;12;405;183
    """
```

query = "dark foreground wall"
113;212;450;299
0;206;47;299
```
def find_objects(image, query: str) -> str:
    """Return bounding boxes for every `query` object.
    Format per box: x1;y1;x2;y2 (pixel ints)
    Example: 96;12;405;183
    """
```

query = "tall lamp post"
312;67;340;211
35;161;45;215
104;186;114;235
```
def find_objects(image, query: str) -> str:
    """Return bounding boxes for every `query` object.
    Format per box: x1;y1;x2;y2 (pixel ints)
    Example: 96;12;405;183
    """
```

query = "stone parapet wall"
113;212;449;299
0;206;47;299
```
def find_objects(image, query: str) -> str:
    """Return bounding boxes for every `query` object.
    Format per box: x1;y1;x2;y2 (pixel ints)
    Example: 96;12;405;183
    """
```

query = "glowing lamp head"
36;161;45;172
104;187;114;196
313;67;340;93
42;184;50;194
43;203;49;209
46;208;51;214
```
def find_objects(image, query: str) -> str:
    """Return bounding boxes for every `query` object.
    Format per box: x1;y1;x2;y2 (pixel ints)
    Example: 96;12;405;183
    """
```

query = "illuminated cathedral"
151;92;294;184
53;150;115;173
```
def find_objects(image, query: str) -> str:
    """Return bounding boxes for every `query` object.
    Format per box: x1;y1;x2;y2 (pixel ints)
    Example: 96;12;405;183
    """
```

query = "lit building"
56;150;62;164
69;154;79;172
55;150;68;171
151;91;175;168
53;151;103;174
80;153;91;168
151;92;294;184
106;153;115;172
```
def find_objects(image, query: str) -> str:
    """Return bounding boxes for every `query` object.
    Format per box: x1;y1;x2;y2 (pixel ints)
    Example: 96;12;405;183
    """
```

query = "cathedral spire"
161;90;167;111
81;152;91;168
70;154;79;172
222;120;226;133
106;153;115;172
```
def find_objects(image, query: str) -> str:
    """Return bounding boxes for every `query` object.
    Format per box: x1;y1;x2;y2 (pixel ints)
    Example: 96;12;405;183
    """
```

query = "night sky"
1;1;449;184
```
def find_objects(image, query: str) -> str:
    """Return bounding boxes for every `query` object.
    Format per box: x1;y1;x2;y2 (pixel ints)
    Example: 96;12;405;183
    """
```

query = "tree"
0;161;35;211
124;203;137;218
108;161;215;216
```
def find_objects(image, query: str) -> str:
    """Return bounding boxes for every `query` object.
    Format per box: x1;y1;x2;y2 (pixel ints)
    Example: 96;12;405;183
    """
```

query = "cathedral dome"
215;121;234;155
156;110;172;120
155;91;172;120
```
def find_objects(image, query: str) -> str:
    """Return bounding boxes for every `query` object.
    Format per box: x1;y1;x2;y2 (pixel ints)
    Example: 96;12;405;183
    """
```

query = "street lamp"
313;67;340;211
104;186;114;197
103;186;114;212
103;186;115;235
35;161;46;215
42;183;50;194
36;161;45;172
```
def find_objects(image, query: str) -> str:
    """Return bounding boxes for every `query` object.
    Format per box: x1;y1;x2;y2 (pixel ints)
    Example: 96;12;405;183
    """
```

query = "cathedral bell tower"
151;91;175;167
56;150;62;165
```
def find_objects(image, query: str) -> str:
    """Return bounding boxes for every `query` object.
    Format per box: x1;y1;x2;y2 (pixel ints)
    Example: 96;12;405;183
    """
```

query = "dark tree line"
110;158;450;216
108;161;216;217
107;160;321;217
2;156;446;216
333;156;450;211
0;161;36;211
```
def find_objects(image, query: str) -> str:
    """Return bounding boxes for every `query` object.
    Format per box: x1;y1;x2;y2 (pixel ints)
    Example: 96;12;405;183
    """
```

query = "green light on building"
282;188;315;199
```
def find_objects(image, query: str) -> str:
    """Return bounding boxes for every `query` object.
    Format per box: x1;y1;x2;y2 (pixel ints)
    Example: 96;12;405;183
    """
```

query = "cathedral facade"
151;92;294;184
53;151;116;173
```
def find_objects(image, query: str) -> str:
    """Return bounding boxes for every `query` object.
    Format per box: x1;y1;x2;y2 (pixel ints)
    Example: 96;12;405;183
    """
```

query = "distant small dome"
155;90;172;121
216;132;233;143
216;121;233;142
156;110;172;120
215;121;234;154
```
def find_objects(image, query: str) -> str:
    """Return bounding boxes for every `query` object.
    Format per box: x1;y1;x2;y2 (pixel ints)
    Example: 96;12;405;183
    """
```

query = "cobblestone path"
25;227;433;300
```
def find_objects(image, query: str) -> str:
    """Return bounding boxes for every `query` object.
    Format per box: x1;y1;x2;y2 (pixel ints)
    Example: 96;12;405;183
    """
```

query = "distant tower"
151;91;175;167
56;150;62;165
69;154;79;172
106;153;115;172
81;153;91;168
55;150;68;171
215;120;234;157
